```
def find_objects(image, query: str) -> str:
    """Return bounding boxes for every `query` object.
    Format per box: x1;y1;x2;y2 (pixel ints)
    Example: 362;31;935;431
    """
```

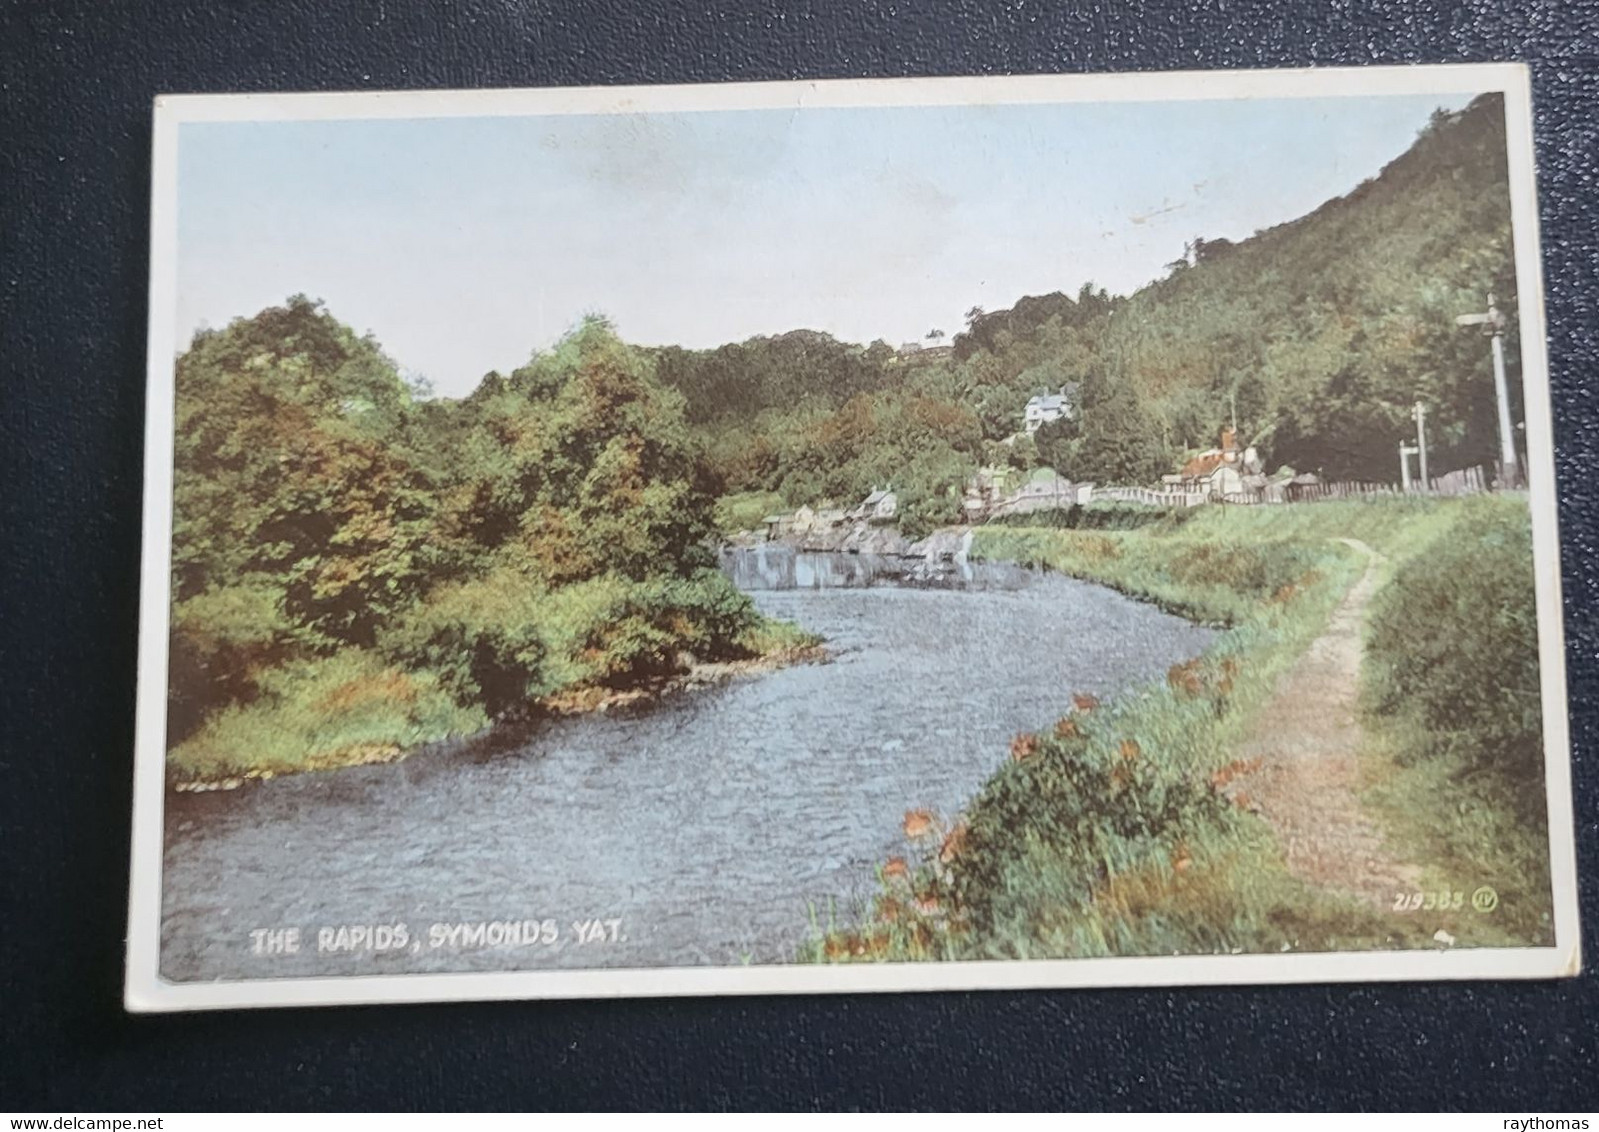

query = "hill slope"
954;92;1521;482
617;93;1521;529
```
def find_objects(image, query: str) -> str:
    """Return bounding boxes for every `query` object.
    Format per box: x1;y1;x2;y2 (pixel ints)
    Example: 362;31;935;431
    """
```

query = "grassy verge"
1360;497;1553;946
167;611;819;789
714;490;789;535
806;494;1552;962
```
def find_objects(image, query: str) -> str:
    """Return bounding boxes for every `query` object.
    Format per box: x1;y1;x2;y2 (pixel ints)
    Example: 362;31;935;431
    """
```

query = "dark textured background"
1;0;1595;1112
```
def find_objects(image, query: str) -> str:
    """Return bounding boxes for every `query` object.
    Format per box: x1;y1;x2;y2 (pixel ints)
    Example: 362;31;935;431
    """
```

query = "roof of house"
1026;393;1071;413
1180;451;1229;479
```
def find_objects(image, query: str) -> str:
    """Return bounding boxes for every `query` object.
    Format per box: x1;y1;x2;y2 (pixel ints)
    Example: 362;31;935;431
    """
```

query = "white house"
1023;385;1079;433
848;486;898;523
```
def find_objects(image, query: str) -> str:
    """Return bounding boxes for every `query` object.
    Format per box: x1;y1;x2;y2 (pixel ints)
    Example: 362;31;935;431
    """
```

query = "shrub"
167;582;297;744
1363;498;1544;814
988;502;1192;532
382;567;760;717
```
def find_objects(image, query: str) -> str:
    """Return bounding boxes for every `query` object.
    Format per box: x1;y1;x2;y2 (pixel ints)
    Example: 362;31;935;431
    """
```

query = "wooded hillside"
952;92;1521;483
653;92;1521;518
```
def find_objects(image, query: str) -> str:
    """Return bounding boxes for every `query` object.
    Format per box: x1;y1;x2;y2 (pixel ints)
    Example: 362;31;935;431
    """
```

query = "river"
160;550;1214;980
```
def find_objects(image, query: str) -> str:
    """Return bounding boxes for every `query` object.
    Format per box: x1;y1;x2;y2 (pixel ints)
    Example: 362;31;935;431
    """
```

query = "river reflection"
161;553;1213;980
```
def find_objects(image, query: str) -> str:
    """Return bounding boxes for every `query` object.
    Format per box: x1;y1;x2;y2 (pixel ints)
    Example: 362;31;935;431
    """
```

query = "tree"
1072;370;1168;485
1005;432;1039;473
171;296;436;642
1033;415;1079;473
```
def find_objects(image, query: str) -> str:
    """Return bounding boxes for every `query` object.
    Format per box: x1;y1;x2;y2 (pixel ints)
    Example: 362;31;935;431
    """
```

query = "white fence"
1091;486;1209;508
976;465;1489;522
1088;466;1489;509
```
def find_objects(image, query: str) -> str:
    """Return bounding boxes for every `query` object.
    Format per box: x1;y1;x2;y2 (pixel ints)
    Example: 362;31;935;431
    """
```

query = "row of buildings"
962;424;1330;519
761;487;898;540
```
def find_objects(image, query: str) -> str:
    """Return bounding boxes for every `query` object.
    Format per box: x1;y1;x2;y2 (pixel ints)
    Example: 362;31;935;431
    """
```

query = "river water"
160;550;1213;981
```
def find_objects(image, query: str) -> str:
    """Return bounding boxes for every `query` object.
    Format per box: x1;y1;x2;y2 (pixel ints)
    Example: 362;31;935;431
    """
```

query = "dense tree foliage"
168;303;762;769
655;334;985;537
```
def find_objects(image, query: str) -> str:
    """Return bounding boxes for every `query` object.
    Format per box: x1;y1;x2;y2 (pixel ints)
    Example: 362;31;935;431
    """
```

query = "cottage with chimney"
1165;426;1263;498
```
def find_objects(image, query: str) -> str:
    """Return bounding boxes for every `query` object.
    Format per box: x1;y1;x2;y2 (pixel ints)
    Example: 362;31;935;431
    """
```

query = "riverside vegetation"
805;496;1551;961
167;304;815;786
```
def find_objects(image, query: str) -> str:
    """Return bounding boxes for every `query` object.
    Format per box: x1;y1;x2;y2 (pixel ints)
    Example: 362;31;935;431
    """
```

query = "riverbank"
169;617;823;792
162;567;1211;980
807;494;1551;962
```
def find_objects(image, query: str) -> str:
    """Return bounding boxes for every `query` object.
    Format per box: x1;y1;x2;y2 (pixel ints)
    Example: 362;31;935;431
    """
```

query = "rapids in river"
160;550;1213;980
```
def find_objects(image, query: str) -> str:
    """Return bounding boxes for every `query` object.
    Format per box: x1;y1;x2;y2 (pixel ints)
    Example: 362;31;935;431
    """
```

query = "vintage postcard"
127;63;1580;1011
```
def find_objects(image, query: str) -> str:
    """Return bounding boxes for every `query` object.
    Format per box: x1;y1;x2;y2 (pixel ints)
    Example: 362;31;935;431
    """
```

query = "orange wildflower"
1171;843;1193;873
903;809;936;839
1167;659;1203;697
939;821;969;865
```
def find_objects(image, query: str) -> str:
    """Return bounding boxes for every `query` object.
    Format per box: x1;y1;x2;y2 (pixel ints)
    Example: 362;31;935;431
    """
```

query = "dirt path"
1227;538;1420;907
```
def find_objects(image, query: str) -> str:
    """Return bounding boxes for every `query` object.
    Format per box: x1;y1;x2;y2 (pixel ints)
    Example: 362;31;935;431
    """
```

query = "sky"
175;91;1475;398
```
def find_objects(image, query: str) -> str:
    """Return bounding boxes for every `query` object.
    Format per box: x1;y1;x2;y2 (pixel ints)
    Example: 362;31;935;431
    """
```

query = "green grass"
167;648;487;785
1363;721;1554;947
733;614;823;657
1360;495;1553;946
808;495;1553;962
167;599;818;788
714;489;789;535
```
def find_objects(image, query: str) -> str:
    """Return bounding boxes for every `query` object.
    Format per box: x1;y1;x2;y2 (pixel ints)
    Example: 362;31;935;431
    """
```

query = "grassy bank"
806;494;1551;962
168;614;818;789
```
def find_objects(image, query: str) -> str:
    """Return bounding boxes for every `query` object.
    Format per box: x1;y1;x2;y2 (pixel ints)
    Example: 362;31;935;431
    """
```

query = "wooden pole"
1413;401;1429;488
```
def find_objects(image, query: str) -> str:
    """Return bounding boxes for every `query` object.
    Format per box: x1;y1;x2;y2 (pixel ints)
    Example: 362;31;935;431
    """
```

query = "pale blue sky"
176;92;1474;398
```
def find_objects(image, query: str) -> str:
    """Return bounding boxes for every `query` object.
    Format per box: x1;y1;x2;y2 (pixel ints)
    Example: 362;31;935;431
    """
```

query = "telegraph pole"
1411;401;1429;489
1456;293;1519;486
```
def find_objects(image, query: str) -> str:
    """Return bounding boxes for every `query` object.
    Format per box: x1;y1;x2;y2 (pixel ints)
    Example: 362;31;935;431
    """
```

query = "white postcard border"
127;61;1581;1012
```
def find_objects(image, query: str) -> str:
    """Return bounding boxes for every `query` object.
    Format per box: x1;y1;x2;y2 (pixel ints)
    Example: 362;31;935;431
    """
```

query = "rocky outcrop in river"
718;527;992;590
